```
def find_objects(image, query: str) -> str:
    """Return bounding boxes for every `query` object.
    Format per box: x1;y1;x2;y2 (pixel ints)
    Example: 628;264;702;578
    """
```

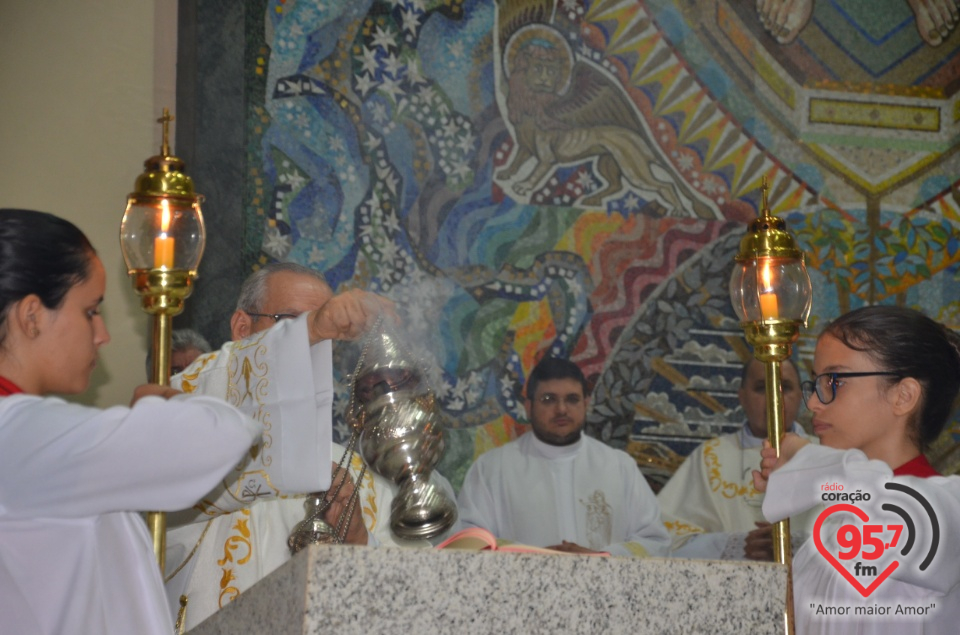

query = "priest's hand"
308;289;397;344
546;540;603;554
751;433;809;492
324;463;369;546
744;522;774;561
130;383;182;406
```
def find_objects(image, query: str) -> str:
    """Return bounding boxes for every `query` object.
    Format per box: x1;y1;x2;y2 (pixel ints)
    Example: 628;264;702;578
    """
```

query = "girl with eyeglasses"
0;210;263;635
754;305;960;634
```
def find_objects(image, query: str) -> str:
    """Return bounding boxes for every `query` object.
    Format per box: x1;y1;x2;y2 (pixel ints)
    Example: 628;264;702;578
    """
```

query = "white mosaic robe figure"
657;422;812;559
457;432;671;557
764;444;960;635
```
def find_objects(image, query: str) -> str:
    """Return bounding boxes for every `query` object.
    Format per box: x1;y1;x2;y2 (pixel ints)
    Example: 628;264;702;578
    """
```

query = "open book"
435;527;609;556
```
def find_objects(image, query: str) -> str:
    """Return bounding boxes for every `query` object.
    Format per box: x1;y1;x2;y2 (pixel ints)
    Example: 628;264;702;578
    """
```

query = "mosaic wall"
204;0;960;489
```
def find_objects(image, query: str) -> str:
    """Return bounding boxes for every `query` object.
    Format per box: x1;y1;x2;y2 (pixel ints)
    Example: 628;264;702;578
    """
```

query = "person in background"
0;209;262;635
658;356;813;560
145;327;213;378
457;356;670;557
755;305;960;634
170;328;212;375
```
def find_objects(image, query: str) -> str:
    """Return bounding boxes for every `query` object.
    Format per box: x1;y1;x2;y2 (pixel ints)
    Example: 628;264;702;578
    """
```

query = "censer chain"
302;320;380;543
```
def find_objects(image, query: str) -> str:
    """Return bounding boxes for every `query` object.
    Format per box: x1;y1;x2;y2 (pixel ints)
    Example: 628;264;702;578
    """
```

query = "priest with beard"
457;356;670;557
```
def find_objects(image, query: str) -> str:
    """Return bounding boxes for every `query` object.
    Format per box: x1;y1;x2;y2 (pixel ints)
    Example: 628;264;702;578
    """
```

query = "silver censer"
349;325;458;540
288;318;456;553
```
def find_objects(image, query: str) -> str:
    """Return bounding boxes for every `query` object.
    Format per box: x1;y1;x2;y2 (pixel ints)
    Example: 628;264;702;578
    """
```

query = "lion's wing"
545;63;644;131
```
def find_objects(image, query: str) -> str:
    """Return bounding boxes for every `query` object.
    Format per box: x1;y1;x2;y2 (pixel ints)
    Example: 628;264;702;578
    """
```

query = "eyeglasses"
801;371;903;405
246;311;298;323
537;394;584;407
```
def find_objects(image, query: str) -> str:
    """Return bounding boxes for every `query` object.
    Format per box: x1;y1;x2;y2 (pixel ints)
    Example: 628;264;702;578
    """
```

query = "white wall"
0;0;178;407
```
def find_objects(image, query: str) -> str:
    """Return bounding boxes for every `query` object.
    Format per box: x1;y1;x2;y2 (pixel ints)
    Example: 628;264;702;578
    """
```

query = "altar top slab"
190;544;788;635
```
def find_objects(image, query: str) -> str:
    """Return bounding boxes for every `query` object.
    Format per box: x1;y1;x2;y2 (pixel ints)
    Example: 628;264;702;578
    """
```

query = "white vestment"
765;444;960;635
165;442;449;631
164;316;450;631
457;432;670;557
657;422;813;559
171;315;334;519
0;393;261;635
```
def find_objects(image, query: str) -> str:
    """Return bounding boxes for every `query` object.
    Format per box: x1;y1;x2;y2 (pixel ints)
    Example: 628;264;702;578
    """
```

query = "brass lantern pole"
119;109;206;573
729;177;812;635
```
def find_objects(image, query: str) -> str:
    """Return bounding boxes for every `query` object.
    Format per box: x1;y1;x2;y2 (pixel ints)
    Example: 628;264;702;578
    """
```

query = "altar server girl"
0;209;262;635
754;305;960;635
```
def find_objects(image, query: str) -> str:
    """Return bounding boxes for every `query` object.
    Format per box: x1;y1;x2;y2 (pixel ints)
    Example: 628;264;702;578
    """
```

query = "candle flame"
160;200;171;234
760;260;774;291
758;259;780;319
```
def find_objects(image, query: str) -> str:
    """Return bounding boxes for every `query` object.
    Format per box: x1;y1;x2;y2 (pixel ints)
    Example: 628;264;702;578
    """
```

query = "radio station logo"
814;482;939;597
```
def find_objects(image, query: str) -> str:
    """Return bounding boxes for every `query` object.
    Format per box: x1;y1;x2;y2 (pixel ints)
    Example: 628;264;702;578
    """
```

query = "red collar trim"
0;376;23;396
893;454;940;478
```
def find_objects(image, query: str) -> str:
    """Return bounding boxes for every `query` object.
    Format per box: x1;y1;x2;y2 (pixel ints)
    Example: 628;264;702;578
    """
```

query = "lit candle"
154;201;175;269
759;292;779;319
759;260;779;319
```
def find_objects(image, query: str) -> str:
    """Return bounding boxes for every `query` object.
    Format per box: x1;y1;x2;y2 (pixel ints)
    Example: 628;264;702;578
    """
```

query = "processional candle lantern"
729;178;812;634
119;108;206;573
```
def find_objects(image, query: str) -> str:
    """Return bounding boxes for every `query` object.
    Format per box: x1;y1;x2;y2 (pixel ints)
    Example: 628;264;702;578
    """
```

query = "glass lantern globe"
120;196;205;274
730;255;812;324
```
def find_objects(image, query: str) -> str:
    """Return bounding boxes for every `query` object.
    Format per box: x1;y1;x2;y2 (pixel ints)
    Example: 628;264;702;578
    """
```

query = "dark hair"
526;356;588;399
0;209;95;344
823;305;960;450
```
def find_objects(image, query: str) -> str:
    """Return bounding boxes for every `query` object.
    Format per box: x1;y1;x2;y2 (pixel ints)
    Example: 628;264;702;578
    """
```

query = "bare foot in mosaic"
907;0;960;46
756;0;814;44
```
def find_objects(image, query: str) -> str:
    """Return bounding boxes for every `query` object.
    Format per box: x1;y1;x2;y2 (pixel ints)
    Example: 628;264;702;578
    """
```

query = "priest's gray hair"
235;262;330;313
171;328;212;355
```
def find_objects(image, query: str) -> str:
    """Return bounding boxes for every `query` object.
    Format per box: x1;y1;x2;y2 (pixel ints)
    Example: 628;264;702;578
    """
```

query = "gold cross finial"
157;108;175;157
760;176;770;218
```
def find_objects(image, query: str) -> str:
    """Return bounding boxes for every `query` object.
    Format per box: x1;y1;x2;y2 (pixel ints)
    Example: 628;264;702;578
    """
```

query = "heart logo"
813;503;899;597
